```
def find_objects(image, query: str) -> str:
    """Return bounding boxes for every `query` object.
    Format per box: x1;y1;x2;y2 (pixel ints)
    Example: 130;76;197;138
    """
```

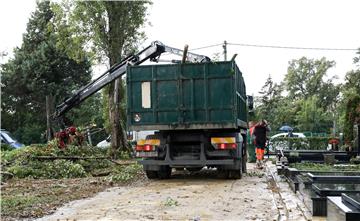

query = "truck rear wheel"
229;158;243;179
242;146;247;173
241;136;247;173
145;170;158;179
217;169;230;179
157;166;171;179
229;169;242;179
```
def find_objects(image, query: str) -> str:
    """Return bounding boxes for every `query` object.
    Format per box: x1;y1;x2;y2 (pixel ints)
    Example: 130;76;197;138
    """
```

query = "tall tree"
54;1;151;156
284;57;340;133
1;1;91;144
285;57;336;100
257;75;284;130
339;48;360;142
295;96;332;132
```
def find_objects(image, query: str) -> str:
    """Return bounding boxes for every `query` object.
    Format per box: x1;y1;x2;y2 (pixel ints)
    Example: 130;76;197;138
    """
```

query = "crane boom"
53;41;210;123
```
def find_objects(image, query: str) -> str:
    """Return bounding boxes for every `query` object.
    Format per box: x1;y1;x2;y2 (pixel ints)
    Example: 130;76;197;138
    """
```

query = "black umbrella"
279;125;293;132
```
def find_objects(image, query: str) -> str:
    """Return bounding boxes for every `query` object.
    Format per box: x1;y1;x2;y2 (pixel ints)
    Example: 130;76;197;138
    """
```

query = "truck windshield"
1;132;16;143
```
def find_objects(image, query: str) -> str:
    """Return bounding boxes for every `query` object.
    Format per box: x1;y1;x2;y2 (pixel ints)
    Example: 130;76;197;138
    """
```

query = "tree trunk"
45;95;54;141
106;2;128;158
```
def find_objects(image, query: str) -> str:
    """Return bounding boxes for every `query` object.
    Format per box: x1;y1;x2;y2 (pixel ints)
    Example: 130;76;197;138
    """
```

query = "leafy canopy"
1;1;92;144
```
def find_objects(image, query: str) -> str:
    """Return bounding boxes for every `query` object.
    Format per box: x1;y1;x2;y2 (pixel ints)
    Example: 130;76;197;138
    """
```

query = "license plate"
136;151;158;158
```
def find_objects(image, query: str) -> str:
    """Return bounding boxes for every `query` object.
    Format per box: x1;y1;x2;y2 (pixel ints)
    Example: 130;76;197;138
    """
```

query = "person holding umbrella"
279;125;294;137
253;119;270;169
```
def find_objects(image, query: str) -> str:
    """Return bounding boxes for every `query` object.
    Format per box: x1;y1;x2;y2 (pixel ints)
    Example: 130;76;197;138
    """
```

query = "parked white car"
268;132;306;152
271;132;306;139
96;130;156;148
1;129;25;149
96;135;111;148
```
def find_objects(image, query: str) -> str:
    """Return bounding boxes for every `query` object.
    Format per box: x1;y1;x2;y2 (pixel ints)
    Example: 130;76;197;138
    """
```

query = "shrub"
105;164;142;182
1;143;141;180
271;137;332;150
1;144;15;151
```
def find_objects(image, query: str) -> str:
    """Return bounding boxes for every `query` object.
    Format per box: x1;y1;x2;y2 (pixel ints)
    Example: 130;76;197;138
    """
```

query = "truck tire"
157;166;171;179
217;169;230;179
241;135;247;173
242;144;247;173
229;169;242;179
145;170;158;179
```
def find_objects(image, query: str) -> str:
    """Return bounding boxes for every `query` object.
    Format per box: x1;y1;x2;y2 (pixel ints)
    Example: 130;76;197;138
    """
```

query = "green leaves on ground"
105;163;142;183
1;144;140;181
164;197;179;207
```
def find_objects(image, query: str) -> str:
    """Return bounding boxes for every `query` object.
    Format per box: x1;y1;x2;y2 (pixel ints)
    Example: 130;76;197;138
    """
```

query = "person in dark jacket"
253;119;270;168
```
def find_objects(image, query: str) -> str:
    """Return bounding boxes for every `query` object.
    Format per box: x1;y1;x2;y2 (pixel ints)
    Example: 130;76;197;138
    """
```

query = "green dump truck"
52;41;250;179
128;61;249;179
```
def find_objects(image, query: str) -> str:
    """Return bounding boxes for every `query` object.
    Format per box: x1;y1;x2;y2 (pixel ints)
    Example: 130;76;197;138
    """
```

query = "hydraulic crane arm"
53;41;210;122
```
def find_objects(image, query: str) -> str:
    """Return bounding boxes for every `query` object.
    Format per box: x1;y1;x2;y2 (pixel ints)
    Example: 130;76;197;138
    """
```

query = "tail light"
136;144;155;152
136;139;160;152
211;137;237;150
217;143;237;150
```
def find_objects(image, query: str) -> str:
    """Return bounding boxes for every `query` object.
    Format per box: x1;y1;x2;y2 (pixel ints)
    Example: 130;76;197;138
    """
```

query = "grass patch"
164;197;179;207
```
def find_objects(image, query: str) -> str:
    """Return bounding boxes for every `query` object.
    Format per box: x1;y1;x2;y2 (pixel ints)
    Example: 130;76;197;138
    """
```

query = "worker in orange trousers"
253;120;270;169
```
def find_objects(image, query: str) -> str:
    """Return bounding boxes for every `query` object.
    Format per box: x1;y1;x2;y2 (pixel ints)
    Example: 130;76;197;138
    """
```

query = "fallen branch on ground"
33;156;108;160
33;156;137;166
109;159;136;165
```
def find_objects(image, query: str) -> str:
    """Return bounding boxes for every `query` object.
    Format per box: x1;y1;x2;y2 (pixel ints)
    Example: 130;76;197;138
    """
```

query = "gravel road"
38;163;280;221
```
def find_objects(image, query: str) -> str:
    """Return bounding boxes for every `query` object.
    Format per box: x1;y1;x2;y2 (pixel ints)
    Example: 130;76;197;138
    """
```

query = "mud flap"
242;134;247;173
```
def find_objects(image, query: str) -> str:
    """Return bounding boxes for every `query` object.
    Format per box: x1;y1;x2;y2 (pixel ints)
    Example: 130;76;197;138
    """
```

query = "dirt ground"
1;177;113;220
37;163;281;221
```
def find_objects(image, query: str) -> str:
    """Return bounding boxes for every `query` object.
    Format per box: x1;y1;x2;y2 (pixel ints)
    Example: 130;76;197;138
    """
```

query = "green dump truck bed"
127;61;247;131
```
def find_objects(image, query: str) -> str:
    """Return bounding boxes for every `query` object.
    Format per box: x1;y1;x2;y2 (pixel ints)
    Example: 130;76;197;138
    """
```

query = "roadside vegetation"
291;162;360;172
0;2;150;220
270;136;337;150
1;143;143;220
254;52;360;147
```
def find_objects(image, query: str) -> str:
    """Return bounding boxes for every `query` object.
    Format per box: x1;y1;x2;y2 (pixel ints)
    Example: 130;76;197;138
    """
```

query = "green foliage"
285;57;336;100
271;137;333;150
337;49;360;144
291;162;360;171
1;195;39;217
295;96;332;132
52;1;151;153
45;160;87;179
343;94;360;143
256;57;340;134
256;75;285;130
105;163;141;183
2;144;99;179
1;1;92;144
164;197;179;207
1;143;141;181
1;144;15;151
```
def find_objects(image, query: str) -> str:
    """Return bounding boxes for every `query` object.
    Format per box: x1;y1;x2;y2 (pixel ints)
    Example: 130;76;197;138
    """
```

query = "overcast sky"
1;0;359;95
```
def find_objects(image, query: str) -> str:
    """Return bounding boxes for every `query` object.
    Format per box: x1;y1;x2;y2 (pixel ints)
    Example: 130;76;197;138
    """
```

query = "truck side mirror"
247;95;254;113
